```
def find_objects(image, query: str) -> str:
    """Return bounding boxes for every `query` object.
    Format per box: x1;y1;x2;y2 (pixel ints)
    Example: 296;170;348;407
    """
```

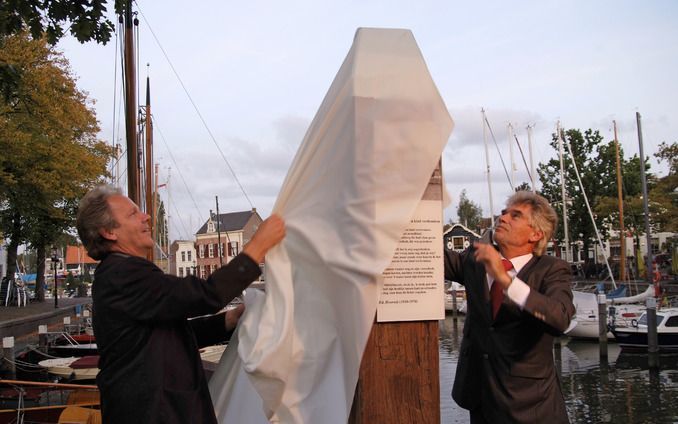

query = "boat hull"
611;328;678;352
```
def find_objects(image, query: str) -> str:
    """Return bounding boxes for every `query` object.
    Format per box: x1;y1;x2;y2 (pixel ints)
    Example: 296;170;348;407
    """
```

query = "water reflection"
439;315;678;424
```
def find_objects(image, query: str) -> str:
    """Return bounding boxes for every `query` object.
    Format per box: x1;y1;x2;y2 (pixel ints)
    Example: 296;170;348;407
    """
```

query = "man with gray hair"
76;185;285;423
444;190;575;423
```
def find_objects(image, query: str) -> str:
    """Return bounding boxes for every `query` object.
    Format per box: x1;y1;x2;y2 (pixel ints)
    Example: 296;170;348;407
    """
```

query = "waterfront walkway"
0;297;92;352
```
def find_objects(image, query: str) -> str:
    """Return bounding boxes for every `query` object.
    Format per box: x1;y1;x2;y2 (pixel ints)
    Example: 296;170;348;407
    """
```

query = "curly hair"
506;191;558;256
76;185;122;260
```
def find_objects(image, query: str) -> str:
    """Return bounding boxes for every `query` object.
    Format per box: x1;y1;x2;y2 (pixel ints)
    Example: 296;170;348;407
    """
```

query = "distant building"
170;240;197;277
443;223;481;253
195;208;263;279
64;245;98;276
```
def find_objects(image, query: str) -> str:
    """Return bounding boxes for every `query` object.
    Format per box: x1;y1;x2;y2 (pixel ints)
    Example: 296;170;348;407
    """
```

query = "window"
220;243;225;258
181;251;186;262
199;244;204;258
208;244;214;258
179;267;184;277
212;264;218;274
208;221;215;233
228;241;239;257
665;316;678;328
187;251;192;261
200;266;207;279
453;237;464;250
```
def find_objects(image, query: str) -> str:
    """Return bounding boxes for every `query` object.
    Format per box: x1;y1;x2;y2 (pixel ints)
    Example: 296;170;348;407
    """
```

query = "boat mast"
557;123;571;262
508;123;515;189
144;75;154;261
636;112;654;288
527;124;536;191
123;0;139;205
481;109;495;223
216;196;223;267
562;128;617;288
613;120;626;281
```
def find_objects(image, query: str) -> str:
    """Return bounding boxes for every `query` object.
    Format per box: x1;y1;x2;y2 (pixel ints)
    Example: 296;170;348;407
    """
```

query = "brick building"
195;208;263;279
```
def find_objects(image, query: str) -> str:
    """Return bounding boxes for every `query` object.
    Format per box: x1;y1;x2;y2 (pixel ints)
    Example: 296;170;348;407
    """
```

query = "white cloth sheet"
209;27;453;423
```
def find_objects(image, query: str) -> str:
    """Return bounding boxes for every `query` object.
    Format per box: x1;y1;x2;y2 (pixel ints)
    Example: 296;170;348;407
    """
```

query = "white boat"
38;356;99;380
200;344;227;364
200;344;228;378
611;307;678;351
444;281;466;314
565;286;652;340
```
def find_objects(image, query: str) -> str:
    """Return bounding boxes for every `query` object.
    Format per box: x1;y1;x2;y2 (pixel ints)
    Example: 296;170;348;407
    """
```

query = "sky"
56;0;678;241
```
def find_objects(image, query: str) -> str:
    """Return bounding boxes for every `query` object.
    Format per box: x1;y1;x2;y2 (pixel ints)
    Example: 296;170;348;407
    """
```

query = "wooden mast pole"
145;75;154;261
349;162;442;424
613;121;626;281
558;124;571;262
123;0;139;205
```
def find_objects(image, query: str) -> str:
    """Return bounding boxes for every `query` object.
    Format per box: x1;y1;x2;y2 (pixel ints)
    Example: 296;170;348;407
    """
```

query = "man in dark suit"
76;185;285;423
444;191;574;423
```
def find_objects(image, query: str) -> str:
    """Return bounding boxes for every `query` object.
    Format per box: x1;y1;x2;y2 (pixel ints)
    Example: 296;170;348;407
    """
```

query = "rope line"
483;113;514;191
134;1;254;209
513;134;533;185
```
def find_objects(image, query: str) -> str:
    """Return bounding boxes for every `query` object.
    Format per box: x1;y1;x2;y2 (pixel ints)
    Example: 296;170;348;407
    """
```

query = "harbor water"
439;315;678;423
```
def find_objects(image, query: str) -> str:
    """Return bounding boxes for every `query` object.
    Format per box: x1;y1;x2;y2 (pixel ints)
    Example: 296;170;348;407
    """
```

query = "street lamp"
51;246;59;309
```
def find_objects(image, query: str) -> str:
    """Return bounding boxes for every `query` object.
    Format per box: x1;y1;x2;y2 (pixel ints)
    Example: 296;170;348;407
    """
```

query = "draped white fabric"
209;27;453;423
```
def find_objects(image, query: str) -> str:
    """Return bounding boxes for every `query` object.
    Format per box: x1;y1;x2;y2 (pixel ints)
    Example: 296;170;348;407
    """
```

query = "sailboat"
559;121;658;340
566;287;651;339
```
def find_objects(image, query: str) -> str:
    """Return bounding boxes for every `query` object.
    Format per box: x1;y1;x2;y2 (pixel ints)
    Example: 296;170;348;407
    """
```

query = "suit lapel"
516;255;540;290
473;260;493;321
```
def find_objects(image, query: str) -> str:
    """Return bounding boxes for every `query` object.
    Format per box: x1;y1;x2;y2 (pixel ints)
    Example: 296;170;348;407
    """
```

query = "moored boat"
38;356;99;381
611;307;678;352
444;281;467;314
566;286;652;340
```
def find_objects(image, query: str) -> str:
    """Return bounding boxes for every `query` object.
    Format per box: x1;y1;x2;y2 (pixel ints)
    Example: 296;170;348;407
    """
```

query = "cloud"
447;106;543;150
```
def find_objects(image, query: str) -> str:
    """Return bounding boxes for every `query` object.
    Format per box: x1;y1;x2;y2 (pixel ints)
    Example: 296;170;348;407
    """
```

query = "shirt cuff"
506;276;530;309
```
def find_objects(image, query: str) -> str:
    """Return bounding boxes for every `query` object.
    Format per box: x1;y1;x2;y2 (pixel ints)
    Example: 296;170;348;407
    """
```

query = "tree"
0;0;119;45
1;0;122;114
457;189;483;232
514;182;532;192
538;129;605;259
655;141;677;174
592;143;653;236
0;34;112;301
650;142;678;232
538;128;654;267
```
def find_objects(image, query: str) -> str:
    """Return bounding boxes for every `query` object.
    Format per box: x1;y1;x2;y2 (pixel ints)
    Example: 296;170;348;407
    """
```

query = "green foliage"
537;128;657;257
655;142;678;175
0;0;123;126
538;129;606;249
83;265;92;284
0;0;119;45
651;142;678;232
514;182;532;192
457;189;483;231
65;271;77;292
0;33;113;297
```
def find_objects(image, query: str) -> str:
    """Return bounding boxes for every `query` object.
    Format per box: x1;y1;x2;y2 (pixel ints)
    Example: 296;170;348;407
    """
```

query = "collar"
503;253;533;273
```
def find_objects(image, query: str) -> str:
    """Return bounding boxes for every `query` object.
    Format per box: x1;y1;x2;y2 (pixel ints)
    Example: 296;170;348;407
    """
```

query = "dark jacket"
445;247;575;424
93;252;260;424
